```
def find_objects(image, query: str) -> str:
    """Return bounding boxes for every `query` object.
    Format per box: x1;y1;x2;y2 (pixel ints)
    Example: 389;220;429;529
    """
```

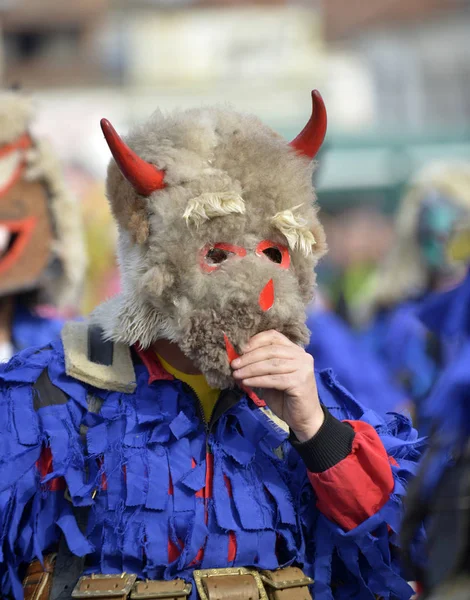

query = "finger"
233;359;297;380
241;373;291;389
243;330;294;352
231;344;298;369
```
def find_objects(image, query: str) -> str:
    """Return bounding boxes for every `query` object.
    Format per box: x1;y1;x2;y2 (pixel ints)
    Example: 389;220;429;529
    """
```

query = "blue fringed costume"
0;323;424;599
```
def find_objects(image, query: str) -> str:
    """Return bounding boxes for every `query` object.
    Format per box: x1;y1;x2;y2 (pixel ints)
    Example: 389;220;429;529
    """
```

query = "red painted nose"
258;279;274;312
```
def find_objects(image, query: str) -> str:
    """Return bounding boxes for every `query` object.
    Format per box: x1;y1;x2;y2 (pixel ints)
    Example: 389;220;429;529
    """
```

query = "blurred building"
0;0;377;179
0;0;112;86
323;0;470;129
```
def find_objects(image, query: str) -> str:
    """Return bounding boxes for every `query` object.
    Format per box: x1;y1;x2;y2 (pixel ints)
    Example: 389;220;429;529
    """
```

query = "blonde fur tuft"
183;192;245;227
271;205;316;256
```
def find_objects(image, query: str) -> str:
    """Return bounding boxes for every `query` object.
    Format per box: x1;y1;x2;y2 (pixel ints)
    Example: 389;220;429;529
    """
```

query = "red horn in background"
100;118;166;196
289;90;327;159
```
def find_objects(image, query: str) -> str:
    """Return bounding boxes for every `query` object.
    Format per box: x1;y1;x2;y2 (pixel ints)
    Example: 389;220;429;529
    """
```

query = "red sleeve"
307;420;394;531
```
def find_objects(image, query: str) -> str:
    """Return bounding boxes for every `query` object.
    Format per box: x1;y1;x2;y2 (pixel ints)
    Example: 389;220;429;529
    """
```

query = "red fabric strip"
223;473;233;498
205;452;214;499
224;333;266;407
168;538;181;562
134;344;174;384
36;447;65;492
228;531;237;562
192;457;204;498
96;457;108;491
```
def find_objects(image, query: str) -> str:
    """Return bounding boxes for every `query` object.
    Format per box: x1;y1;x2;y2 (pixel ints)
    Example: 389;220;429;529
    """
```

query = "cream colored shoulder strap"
61;320;136;393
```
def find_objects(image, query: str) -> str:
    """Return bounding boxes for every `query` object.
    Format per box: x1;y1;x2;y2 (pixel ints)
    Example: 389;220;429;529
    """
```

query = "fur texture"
271;205;317;256
0;91;32;145
93;104;327;387
183;192;245;227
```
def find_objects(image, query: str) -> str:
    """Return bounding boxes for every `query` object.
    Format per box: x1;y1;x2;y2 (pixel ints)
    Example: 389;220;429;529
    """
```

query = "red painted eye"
256;240;290;269
200;242;247;273
206;247;232;265
262;247;283;264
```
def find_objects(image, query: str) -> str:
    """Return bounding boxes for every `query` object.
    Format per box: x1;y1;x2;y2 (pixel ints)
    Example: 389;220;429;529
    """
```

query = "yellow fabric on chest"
156;354;220;422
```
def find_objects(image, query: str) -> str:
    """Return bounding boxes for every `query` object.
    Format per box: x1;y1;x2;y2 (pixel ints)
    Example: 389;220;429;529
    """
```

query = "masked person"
401;258;470;599
0;90;86;362
0;92;423;600
361;163;470;434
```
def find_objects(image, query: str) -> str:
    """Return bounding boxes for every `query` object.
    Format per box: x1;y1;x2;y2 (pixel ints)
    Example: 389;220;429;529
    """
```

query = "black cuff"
289;406;355;473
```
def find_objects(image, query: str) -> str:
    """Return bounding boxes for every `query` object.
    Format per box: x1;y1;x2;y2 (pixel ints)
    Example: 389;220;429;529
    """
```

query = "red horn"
100;118;165;196
289;90;327;159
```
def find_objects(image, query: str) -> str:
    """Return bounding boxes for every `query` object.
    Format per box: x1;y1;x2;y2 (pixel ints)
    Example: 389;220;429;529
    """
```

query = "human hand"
231;330;324;442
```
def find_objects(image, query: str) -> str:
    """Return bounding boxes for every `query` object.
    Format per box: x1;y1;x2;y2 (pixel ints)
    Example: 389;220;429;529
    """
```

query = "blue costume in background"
307;310;406;414
360;298;463;436
361;300;437;402
416;268;470;436
400;269;470;594
11;304;63;354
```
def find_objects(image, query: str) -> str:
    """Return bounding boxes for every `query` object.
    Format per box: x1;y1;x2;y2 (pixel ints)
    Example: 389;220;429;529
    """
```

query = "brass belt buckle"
130;578;192;599
72;573;137;598
193;567;268;600
259;571;314;590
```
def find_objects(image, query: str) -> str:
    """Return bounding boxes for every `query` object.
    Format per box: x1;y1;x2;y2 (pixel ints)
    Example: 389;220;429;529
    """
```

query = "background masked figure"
0;92;423;600
401;258;470;599
306;305;407;414
361;163;470;433
0;90;85;362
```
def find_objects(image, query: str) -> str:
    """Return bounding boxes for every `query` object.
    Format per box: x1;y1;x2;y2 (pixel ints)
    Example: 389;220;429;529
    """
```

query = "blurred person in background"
321;206;396;326
306;298;407;414
0;90;85;362
360;163;470;434
401;236;470;599
305;203;405;415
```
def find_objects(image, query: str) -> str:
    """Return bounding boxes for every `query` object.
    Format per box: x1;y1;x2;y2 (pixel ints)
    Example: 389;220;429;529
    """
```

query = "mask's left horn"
100;118;166;196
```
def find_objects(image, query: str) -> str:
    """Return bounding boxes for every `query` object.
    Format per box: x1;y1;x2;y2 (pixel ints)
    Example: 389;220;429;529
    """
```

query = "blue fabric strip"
212;455;237;531
168;438;194;512
125;451;148;507
87;422;108;455
146;447;169;511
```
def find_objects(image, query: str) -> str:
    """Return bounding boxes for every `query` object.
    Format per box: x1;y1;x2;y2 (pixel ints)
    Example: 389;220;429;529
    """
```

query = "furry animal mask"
94;91;327;388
